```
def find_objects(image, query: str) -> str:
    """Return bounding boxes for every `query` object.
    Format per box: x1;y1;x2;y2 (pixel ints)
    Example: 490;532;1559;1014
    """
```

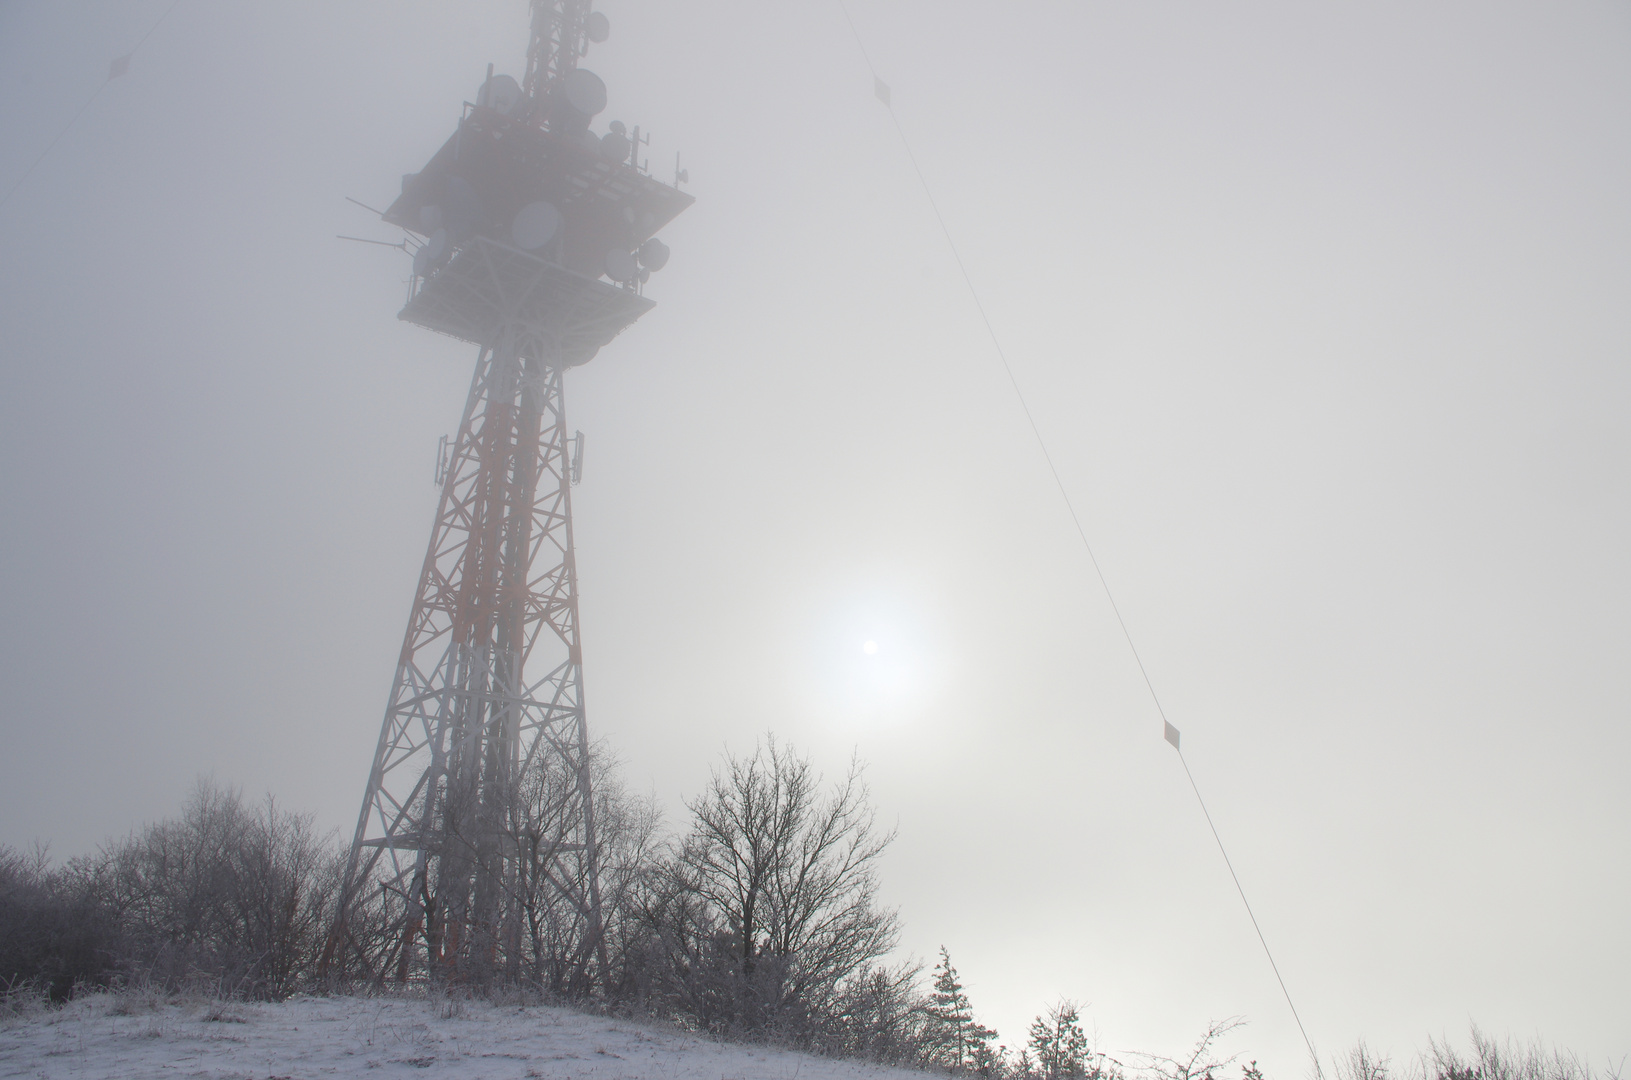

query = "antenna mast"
325;0;690;992
523;0;594;103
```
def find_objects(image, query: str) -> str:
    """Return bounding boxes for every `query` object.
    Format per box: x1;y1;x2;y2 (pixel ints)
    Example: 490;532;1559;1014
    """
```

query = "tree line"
3;736;1244;1076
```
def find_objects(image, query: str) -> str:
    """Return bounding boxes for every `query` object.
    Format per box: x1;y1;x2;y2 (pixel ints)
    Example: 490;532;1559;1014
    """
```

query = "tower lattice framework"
328;1;690;990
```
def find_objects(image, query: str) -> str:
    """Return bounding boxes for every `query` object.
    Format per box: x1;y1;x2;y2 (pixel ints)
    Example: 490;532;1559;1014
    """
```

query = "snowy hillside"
0;994;931;1080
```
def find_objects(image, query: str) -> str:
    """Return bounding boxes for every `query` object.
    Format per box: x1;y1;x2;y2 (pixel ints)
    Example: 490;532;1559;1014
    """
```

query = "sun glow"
797;588;944;727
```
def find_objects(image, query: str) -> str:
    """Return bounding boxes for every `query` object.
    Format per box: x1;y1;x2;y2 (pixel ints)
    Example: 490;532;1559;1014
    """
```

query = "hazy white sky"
1;1;1627;1074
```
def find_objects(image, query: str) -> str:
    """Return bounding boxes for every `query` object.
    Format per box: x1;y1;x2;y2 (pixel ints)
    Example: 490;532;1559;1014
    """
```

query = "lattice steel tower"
327;1;691;990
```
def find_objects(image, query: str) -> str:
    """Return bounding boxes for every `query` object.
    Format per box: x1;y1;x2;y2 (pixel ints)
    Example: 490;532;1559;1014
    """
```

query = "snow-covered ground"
0;993;931;1080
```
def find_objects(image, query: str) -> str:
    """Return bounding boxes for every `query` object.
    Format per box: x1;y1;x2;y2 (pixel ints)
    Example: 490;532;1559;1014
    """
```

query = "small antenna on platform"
434;434;452;487
337;234;410;251
345;195;389;217
674;152;688;188
629;125;649;172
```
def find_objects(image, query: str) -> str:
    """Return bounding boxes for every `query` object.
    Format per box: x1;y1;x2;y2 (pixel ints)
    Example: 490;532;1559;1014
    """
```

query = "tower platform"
385;105;693;285
400;236;653;362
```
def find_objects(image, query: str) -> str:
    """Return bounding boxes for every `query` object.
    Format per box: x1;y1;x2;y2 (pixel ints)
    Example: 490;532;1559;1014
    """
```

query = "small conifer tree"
924;947;1000;1072
1028;1000;1090;1079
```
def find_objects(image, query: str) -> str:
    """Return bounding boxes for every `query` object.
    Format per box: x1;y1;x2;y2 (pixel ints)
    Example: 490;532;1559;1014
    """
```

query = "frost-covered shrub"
0;845;121;1000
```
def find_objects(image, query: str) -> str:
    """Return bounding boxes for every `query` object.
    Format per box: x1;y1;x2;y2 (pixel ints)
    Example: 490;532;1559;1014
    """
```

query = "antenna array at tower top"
524;0;611;103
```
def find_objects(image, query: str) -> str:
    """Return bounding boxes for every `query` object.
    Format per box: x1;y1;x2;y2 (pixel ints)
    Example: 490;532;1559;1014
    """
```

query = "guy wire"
832;1;1320;1068
0;0;186;213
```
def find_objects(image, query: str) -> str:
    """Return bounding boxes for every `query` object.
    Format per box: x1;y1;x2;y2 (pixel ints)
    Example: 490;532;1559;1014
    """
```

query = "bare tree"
662;736;899;1034
220;795;341;997
1334;1043;1391;1080
0;843;120;1001
70;779;341;998
1420;1027;1605;1080
825;958;930;1065
506;738;662;995
1135;1018;1246;1080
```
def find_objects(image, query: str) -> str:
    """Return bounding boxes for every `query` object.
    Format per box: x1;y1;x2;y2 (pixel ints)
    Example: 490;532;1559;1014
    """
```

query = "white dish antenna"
604;247;639;282
511;201;561;250
585;11;610;44
599;130;631;164
561;69;607;117
637;237;670;271
477;73;523;116
425;227;449;263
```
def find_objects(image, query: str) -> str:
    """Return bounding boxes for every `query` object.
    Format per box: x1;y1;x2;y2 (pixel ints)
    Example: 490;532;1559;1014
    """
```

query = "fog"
1;0;1627;1074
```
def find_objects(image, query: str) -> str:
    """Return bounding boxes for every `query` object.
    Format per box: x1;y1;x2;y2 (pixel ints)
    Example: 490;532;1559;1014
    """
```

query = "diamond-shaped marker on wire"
873;75;891;107
108;54;131;80
1163;720;1181;751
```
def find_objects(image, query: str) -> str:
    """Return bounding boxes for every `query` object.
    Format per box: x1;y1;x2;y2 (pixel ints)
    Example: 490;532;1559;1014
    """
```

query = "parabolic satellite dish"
585;12;611;44
425;227;449;264
599;130;631;164
477;73;523;116
637;237;670;271
511;201;561;250
561;69;607;117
